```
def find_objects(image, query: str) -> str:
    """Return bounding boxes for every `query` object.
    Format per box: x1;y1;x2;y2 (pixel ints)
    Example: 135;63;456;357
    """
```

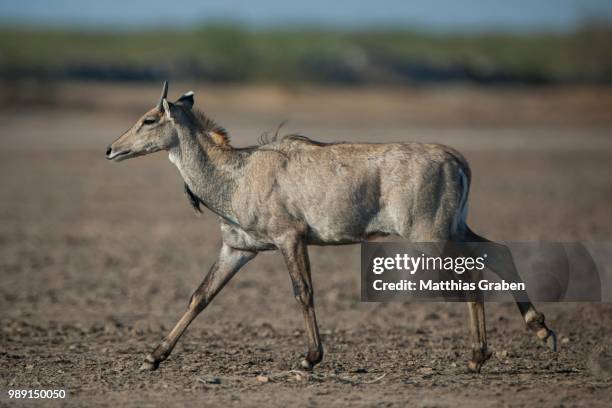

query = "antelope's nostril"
106;146;112;156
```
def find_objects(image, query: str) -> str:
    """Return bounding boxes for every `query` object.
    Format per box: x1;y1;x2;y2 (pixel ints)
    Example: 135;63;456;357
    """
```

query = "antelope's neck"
169;130;245;225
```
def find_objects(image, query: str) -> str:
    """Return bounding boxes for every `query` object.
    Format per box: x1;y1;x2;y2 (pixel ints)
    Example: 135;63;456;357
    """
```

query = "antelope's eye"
143;116;157;125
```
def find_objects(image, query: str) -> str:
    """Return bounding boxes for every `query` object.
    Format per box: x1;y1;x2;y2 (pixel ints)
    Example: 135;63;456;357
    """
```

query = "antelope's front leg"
140;244;256;371
278;234;324;370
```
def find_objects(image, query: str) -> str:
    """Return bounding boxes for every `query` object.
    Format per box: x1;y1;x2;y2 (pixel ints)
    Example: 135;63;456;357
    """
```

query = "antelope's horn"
157;81;169;110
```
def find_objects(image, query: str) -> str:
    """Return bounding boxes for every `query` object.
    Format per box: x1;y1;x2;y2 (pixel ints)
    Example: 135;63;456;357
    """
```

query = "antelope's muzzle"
105;145;133;162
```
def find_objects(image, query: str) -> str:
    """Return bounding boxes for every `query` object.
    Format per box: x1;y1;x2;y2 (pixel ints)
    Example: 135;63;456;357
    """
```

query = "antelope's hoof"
300;359;314;370
545;330;557;352
468;349;492;373
467;360;483;373
139;355;160;371
300;350;323;371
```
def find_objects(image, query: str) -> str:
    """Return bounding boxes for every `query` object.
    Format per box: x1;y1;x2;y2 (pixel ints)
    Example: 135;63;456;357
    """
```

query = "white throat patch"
168;150;180;166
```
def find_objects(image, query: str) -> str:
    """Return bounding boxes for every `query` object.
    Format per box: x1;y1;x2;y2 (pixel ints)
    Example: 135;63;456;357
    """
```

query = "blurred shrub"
0;22;611;85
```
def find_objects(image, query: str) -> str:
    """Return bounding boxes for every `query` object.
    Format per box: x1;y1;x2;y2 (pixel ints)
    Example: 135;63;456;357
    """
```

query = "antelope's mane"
181;106;330;153
184;108;231;147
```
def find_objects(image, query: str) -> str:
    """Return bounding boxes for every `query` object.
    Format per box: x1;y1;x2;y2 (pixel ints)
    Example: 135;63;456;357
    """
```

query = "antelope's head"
106;81;194;162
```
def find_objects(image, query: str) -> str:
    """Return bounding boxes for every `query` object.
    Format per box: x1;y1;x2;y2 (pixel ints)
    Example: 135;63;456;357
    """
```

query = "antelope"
106;82;556;373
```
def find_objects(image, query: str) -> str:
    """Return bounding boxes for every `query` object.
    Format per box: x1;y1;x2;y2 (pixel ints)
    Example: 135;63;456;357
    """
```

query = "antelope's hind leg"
140;244;256;371
464;228;557;352
466;300;492;372
277;234;324;370
441;240;492;372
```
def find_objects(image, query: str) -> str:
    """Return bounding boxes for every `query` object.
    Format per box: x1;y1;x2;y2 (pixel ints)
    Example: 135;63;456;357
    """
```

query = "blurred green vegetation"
1;23;611;84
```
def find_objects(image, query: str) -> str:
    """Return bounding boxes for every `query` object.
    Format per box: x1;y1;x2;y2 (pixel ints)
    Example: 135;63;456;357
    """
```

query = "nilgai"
106;82;556;372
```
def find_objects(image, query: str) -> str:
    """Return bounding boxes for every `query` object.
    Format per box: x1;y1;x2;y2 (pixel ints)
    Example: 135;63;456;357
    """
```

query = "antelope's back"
271;139;467;244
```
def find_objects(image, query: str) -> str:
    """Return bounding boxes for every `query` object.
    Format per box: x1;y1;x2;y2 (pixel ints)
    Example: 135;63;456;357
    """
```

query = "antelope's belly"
302;206;393;245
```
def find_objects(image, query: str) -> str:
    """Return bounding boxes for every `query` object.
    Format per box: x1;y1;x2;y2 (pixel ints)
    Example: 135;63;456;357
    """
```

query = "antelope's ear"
175;91;194;110
162;99;173;119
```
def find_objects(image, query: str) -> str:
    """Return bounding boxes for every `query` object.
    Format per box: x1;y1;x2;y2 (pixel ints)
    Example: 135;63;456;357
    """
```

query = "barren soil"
1;83;612;407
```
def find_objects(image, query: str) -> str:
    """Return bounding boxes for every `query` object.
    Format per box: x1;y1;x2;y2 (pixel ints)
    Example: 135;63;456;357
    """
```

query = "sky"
1;0;612;32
